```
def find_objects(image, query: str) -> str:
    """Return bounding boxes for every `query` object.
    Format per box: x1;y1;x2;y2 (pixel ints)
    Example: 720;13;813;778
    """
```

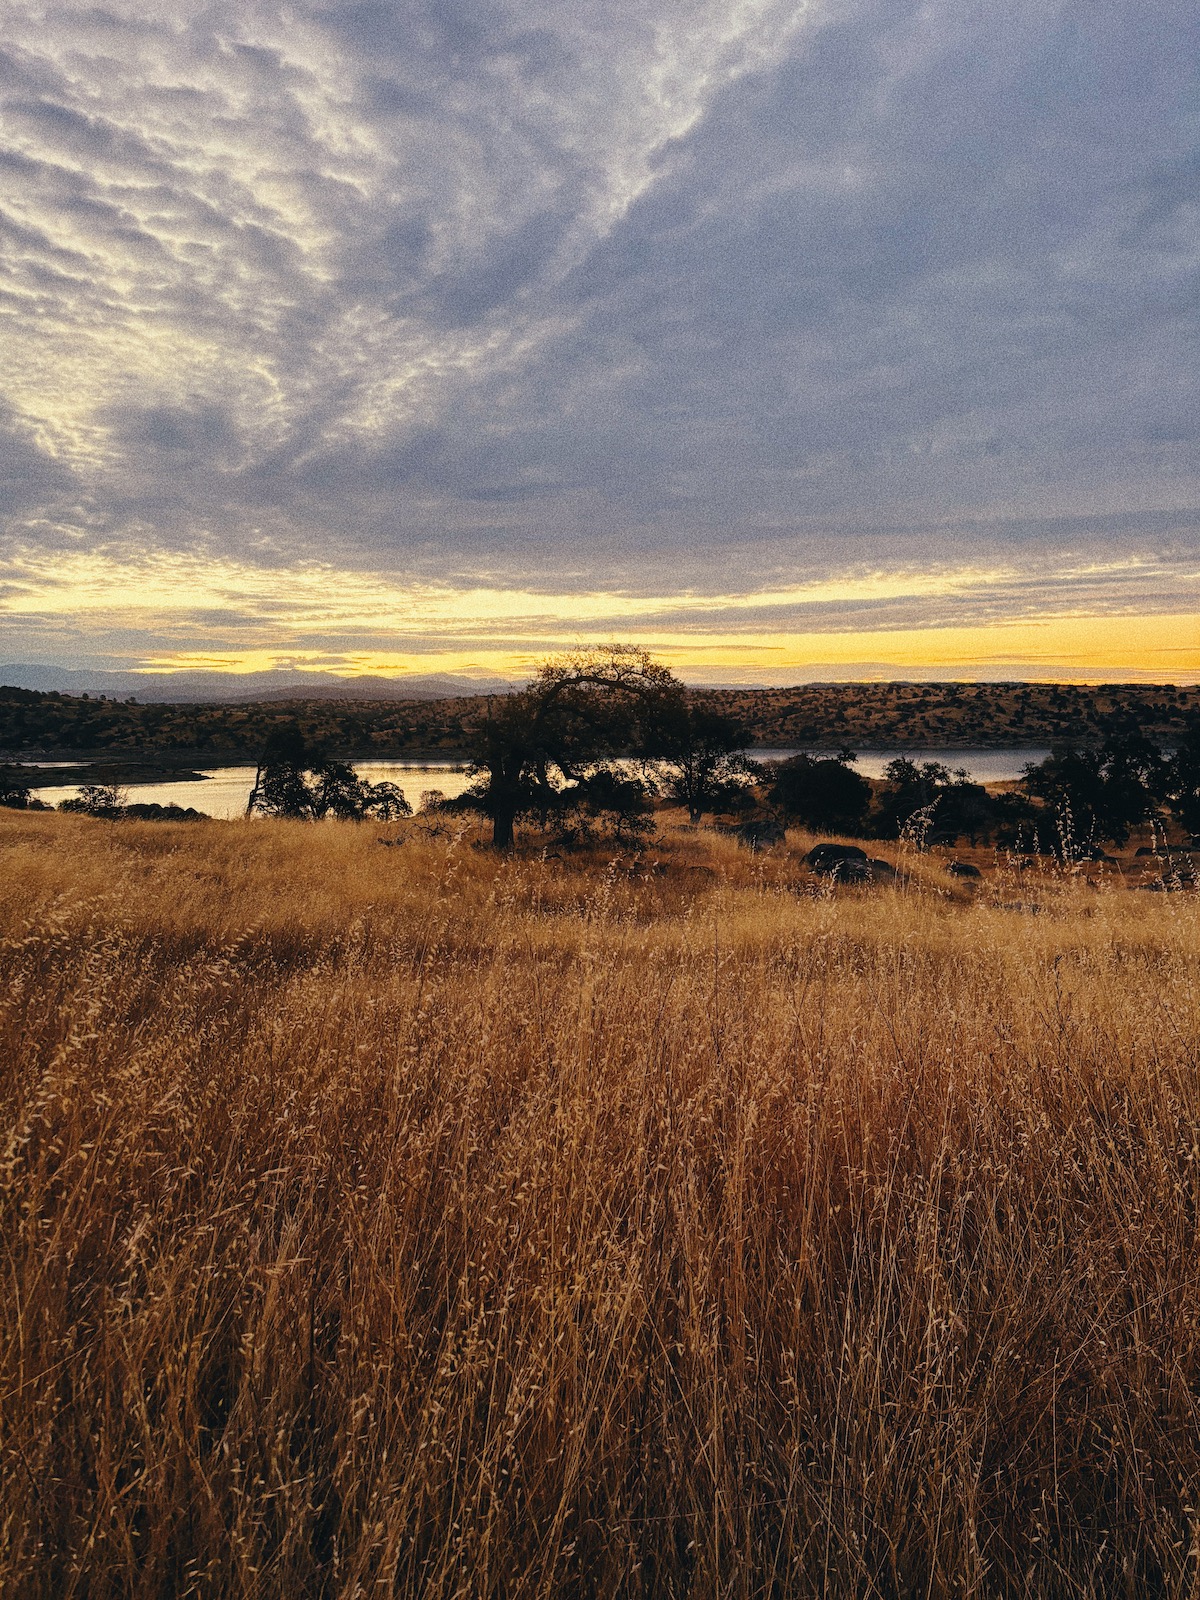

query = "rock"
868;859;898;880
737;820;786;850
122;802;207;821
832;858;874;882
946;860;982;879
806;843;869;874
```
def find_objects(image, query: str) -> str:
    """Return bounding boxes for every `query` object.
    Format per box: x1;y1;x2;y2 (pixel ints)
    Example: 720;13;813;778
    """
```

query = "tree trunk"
246;762;265;817
491;803;516;849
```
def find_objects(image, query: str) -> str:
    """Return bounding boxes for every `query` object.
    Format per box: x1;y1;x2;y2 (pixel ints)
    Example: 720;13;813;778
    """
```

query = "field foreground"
2;812;1200;1598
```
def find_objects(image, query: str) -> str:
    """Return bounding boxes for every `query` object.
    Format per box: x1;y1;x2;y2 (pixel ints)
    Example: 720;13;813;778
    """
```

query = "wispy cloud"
1;0;1198;677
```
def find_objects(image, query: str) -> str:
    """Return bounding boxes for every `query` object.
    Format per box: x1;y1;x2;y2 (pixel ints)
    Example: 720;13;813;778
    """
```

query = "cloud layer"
1;0;1198;676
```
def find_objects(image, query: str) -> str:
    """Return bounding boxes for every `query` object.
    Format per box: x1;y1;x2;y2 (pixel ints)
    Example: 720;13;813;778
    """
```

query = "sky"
1;0;1198;686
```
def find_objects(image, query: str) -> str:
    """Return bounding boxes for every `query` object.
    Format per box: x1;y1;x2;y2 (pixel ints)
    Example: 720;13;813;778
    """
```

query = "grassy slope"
2;812;1199;1597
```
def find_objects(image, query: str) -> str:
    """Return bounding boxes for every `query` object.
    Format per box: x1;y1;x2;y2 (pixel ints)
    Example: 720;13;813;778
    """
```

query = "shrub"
58;782;127;818
768;752;871;833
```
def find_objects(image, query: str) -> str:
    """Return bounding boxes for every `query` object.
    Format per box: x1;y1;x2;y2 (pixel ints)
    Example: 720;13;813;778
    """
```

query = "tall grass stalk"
2;812;1199;1597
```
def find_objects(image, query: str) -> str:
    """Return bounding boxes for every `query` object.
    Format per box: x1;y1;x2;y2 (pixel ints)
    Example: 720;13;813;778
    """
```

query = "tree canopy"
656;705;752;824
767;752;871;834
1021;736;1166;853
247;728;412;822
465;645;684;847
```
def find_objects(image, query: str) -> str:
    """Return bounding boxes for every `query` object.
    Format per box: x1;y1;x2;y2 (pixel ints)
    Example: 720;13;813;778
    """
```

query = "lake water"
31;749;1051;818
32;761;477;820
761;749;1051;782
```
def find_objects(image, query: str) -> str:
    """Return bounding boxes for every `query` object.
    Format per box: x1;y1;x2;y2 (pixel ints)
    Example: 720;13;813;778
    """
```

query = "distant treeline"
2;679;1199;760
5;653;1199;857
693;680;1200;750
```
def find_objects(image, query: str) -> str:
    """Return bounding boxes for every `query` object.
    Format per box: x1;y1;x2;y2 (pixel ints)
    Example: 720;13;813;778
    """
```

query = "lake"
31;749;1052;819
764;749;1052;782
32;761;478;820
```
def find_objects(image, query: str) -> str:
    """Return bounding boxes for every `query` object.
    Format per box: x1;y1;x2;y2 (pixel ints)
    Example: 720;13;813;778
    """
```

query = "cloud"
0;0;1197;675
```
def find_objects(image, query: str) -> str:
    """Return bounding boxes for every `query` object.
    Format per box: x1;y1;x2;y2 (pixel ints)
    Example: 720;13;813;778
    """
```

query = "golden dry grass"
2;810;1199;1599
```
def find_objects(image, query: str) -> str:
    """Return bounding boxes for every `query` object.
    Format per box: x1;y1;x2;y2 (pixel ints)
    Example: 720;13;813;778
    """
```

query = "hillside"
697;680;1200;747
2;679;1198;762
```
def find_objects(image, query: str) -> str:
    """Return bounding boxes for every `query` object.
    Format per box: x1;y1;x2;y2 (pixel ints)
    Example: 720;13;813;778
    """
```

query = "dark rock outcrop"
806;843;869;875
122;802;207;821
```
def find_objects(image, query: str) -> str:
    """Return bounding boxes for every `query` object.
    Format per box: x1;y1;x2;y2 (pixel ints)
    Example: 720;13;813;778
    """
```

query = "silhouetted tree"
466;645;683;847
873;758;953;840
1165;717;1200;843
927;772;997;846
769;752;871;834
313;760;374;821
366;781;413;821
247;726;315;818
657;706;752;823
59;783;127;819
1021;735;1166;852
0;766;32;809
247;727;409;821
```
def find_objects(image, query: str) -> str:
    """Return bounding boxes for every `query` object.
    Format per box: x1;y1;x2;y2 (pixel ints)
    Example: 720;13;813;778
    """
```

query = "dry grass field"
2;810;1199;1598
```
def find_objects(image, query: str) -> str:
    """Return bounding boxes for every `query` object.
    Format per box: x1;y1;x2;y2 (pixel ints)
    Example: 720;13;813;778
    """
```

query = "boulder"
806;843;869;875
830;858;873;882
122;802;207;821
946;860;982;879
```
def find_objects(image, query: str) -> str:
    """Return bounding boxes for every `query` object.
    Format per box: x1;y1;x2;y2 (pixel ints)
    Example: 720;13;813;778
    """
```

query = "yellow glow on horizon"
141;612;1200;683
4;547;1197;682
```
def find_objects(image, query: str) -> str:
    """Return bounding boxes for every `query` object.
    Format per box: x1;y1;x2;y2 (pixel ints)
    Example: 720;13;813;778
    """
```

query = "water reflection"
763;749;1051;782
33;762;477;820
32;750;1052;818
34;750;1054;818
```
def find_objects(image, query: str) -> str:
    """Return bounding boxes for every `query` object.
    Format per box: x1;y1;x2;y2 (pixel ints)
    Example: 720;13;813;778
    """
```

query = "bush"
58;783;127;819
247;729;410;822
121;802;208;822
1021;736;1166;853
0;766;33;809
768;752;871;833
549;768;657;846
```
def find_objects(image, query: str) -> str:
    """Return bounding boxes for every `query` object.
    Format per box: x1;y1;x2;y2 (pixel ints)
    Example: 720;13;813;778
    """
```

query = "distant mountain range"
0;664;517;702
